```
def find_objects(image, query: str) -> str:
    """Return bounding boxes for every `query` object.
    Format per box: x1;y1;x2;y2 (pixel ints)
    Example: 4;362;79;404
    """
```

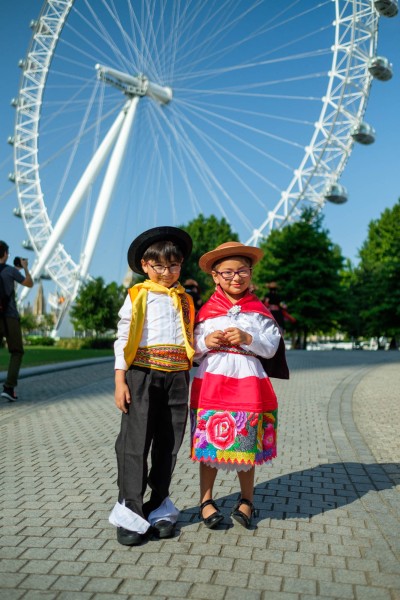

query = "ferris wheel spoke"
171;102;282;200
161;109;256;233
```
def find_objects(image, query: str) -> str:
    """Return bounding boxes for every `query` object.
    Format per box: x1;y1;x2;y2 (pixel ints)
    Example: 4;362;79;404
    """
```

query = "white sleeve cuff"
148;497;180;525
109;501;150;534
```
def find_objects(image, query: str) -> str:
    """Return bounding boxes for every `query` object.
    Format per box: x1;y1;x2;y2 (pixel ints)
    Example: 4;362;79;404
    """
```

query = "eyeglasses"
147;263;182;275
214;268;252;280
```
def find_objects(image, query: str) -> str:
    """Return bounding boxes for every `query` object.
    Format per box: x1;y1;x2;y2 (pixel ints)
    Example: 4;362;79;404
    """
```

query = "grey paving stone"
1;354;400;600
189;583;227;599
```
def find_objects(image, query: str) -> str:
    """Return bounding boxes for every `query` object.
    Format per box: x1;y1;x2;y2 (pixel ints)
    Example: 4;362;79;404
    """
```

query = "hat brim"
128;226;192;274
199;244;263;274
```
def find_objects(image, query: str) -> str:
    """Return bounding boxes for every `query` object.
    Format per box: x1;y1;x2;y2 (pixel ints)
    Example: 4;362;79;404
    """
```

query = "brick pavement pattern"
0;351;399;600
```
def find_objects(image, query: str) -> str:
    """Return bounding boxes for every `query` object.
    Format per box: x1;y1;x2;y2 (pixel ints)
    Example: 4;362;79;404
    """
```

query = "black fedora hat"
127;226;193;273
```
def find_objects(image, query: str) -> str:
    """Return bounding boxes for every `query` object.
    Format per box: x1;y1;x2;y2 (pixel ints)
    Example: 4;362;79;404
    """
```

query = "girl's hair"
142;240;184;263
212;255;252;271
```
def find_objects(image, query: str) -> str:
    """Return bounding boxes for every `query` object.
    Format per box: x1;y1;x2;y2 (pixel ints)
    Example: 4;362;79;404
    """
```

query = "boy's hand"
115;370;131;413
224;327;252;346
205;330;227;349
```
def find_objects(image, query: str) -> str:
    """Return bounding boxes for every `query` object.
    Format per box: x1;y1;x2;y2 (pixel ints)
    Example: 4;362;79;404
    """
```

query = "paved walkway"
1;351;399;600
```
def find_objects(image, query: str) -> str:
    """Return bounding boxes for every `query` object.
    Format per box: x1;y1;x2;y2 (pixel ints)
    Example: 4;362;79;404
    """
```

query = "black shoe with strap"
199;499;224;529
231;498;258;529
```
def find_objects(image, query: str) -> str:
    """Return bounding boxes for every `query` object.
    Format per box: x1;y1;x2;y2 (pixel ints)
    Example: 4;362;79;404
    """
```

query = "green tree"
355;199;400;345
20;312;38;335
337;259;363;340
180;214;238;299
70;277;126;336
253;209;344;347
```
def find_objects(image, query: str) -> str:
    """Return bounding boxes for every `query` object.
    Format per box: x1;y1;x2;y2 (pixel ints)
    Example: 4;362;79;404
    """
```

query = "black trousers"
115;366;189;519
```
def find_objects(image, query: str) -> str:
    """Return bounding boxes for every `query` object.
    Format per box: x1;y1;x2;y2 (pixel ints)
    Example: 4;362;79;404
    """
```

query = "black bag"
0;264;11;316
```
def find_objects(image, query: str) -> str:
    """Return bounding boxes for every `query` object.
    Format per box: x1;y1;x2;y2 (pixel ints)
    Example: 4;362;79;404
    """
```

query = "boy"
109;226;195;546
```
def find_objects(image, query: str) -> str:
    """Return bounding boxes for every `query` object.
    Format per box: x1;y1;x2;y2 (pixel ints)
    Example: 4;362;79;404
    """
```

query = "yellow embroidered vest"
123;280;195;371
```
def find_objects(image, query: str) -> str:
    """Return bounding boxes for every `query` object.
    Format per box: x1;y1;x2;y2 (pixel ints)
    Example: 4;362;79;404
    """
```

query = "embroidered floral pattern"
206;411;237;450
190;409;277;466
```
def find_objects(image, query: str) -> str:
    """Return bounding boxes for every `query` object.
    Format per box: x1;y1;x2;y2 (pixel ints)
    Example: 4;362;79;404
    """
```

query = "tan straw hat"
199;241;264;274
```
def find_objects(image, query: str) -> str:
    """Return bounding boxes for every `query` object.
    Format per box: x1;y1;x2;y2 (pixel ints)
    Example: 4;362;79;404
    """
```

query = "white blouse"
114;291;185;370
194;311;281;364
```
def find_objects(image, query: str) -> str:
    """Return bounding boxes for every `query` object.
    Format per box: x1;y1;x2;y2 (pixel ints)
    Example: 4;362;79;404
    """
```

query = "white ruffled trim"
148;497;180;526
108;501;150;534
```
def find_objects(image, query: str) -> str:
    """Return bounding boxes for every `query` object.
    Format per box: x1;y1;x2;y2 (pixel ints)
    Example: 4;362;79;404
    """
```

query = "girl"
190;241;288;529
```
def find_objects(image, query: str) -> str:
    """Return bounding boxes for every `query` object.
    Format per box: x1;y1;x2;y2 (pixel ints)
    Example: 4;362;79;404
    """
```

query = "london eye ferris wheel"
9;0;397;330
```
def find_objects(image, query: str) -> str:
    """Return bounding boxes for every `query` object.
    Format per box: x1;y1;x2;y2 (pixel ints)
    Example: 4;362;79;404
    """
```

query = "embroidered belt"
209;345;257;357
133;345;190;371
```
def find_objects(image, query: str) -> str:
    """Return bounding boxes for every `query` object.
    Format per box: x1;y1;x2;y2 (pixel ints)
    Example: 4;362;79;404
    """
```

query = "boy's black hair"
142;240;184;264
0;241;9;259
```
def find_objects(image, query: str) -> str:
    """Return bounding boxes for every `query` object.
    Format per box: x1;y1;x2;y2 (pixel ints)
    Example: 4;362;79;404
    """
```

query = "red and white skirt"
190;350;278;470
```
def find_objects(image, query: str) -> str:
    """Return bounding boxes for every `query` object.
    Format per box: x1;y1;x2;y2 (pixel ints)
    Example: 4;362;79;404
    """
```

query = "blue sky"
1;1;399;303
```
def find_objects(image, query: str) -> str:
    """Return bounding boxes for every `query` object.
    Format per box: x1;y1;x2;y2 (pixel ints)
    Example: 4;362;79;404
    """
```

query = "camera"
13;257;27;268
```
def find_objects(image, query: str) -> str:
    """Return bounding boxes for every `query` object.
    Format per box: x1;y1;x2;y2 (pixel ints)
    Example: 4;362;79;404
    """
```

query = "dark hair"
0;241;9;259
142;240;184;264
212;254;252;271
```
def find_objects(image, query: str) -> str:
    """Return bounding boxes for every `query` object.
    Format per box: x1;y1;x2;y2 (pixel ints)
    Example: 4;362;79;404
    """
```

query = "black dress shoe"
117;526;144;546
152;520;176;539
199;499;224;529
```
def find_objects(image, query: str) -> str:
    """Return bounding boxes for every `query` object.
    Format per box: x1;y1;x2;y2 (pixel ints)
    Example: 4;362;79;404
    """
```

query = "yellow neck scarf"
123;279;195;368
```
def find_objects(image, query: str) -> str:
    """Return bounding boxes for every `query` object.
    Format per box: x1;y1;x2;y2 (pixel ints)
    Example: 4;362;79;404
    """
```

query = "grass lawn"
0;346;113;371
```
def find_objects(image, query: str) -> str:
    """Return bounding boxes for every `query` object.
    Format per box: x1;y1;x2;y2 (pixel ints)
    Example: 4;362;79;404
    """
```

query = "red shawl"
196;286;274;323
196;286;289;380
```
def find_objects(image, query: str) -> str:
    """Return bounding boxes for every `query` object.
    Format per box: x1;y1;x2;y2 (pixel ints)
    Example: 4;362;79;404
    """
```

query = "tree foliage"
180;214;238;299
70;277;126;335
253;209;344;346
354;199;400;340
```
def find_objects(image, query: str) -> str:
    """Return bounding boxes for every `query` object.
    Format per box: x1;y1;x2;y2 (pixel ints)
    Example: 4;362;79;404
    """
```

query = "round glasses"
147;263;182;274
214;268;252;280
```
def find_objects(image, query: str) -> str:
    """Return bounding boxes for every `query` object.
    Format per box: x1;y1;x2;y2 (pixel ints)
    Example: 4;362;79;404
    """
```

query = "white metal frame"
12;0;380;325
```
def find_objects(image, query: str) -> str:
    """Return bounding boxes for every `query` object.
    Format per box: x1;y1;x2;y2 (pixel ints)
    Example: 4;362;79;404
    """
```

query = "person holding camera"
0;241;33;401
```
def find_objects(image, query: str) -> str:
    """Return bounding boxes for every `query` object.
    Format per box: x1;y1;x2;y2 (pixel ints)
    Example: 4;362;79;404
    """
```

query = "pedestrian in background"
0;240;33;402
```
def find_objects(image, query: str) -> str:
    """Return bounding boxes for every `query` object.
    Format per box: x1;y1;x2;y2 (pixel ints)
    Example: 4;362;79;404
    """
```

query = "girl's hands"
224;327;252;346
205;328;253;348
205;330;227;349
115;369;131;413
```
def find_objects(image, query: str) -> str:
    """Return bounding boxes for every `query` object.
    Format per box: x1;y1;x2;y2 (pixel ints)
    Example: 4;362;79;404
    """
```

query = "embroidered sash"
133;344;190;371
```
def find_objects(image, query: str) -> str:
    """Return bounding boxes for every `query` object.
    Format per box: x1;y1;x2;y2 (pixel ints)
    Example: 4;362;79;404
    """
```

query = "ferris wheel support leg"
79;96;140;282
23;108;127;297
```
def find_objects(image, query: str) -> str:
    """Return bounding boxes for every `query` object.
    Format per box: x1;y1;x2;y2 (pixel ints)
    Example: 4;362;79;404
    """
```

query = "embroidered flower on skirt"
190;408;277;466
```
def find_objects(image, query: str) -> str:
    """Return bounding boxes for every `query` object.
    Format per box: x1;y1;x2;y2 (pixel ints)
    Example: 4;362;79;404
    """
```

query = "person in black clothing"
0;241;33;401
183;279;203;313
263;282;296;333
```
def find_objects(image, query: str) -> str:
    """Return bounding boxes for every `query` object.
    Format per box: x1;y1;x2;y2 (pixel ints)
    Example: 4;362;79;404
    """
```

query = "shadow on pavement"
178;461;400;528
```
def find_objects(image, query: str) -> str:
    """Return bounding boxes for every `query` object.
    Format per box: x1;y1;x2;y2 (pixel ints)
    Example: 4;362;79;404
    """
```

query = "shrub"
81;337;115;349
25;336;55;346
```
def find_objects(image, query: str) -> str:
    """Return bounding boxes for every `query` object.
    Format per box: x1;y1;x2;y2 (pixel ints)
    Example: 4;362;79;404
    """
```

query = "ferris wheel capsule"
374;0;399;17
324;183;348;205
368;56;393;80
22;240;34;250
351;122;376;145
